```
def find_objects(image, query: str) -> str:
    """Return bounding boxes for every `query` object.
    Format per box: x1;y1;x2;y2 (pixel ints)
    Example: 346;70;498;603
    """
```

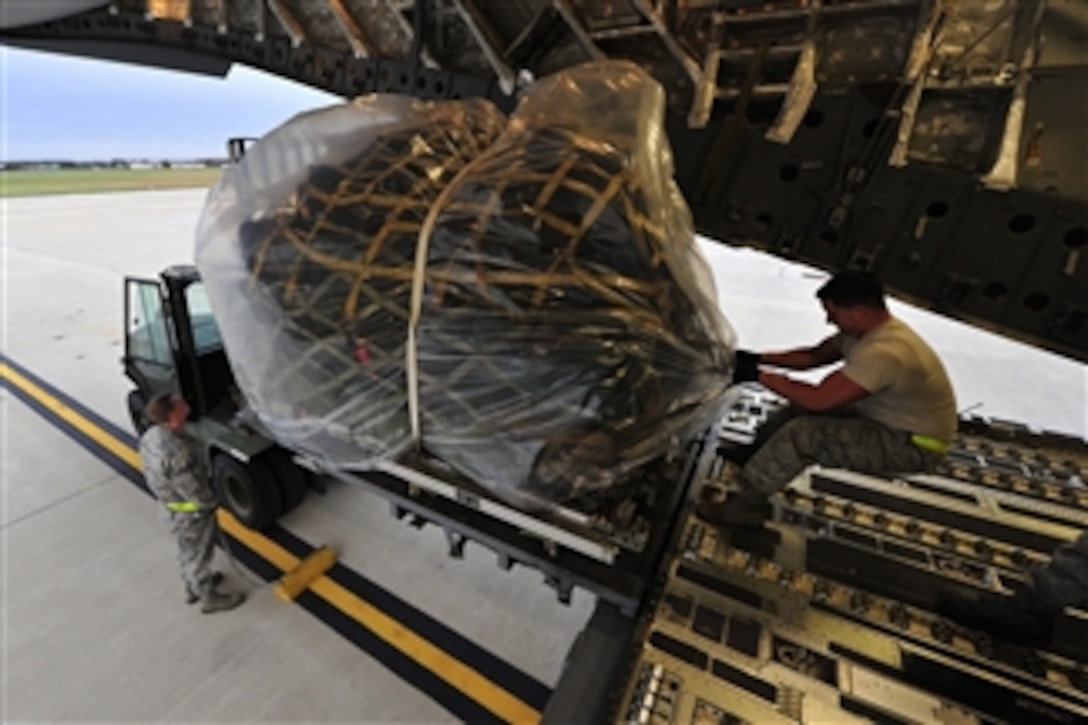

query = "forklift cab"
123;264;236;431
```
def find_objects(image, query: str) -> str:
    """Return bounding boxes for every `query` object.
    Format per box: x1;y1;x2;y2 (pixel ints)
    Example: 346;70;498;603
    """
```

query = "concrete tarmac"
4;189;590;722
3;188;1086;721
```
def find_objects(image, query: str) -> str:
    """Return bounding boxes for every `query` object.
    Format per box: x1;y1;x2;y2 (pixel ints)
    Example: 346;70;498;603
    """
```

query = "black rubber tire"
213;453;284;530
265;447;308;514
127;390;150;435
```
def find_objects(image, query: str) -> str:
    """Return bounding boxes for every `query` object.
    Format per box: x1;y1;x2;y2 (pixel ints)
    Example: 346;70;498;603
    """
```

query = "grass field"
0;167;225;197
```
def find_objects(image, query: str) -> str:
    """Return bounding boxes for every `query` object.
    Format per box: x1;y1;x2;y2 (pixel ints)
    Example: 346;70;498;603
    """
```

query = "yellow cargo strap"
911;434;951;456
165;501;200;513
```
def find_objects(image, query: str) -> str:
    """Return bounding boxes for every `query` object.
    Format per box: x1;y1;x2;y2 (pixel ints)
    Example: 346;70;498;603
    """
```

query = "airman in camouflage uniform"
937;530;1088;646
1032;531;1088;609
699;271;957;528
139;393;244;613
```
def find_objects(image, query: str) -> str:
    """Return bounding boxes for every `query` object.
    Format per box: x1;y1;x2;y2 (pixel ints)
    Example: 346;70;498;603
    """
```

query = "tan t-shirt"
838;317;957;442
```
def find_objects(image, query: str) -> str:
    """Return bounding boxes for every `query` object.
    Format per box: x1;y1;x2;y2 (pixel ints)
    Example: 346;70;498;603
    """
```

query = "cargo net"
196;60;736;511
233;102;504;463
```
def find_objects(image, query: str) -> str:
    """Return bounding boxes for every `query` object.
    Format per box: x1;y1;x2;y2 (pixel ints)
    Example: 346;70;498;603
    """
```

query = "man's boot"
695;495;772;529
185;571;224;605
935;586;1056;647
200;579;245;614
717;443;755;467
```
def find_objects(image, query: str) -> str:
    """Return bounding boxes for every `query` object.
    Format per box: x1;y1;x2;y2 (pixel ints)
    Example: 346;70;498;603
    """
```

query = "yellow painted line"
222;511;541;724
3;361;541;724
311;575;540;723
0;362;142;470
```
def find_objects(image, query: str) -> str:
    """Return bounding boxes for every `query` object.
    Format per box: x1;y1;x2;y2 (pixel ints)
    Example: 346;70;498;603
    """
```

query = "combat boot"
200;579;245;614
695;496;772;529
936;586;1056;647
185;571;224;605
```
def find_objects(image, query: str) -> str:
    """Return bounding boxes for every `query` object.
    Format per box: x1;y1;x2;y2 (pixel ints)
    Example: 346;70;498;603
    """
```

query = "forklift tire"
213;453;283;530
127;390;150;435
265;448;308;514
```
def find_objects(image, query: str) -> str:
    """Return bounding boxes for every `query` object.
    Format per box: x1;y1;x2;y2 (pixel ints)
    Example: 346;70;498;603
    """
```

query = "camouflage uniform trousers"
139;425;220;597
168;509;218;596
739;407;938;502
1030;530;1088;610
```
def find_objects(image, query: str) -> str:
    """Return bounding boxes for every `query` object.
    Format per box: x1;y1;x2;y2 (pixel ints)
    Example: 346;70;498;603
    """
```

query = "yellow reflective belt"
911;434;951;456
165;501;200;513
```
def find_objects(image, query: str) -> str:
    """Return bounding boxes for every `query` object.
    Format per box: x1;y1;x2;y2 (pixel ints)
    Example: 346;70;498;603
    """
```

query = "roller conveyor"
587;390;1088;724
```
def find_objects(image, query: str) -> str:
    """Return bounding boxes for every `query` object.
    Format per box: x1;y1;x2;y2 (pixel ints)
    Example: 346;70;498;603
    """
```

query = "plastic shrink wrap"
195;96;506;465
195;60;737;511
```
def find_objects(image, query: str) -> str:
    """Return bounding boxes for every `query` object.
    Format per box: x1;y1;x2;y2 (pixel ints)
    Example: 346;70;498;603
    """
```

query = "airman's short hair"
144;393;180;425
817;270;886;310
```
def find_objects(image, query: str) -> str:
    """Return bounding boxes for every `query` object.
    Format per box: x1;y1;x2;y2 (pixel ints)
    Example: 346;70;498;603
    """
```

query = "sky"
1;46;340;161
0;44;1084;433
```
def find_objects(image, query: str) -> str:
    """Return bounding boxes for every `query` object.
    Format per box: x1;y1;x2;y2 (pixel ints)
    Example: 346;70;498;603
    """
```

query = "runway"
3;188;1086;721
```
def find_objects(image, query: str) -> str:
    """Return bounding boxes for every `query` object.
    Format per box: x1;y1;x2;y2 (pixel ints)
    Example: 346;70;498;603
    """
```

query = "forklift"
123;264;310;529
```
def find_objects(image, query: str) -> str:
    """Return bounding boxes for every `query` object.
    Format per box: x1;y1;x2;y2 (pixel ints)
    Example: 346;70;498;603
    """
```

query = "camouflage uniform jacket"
138;425;217;513
1032;531;1088;610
